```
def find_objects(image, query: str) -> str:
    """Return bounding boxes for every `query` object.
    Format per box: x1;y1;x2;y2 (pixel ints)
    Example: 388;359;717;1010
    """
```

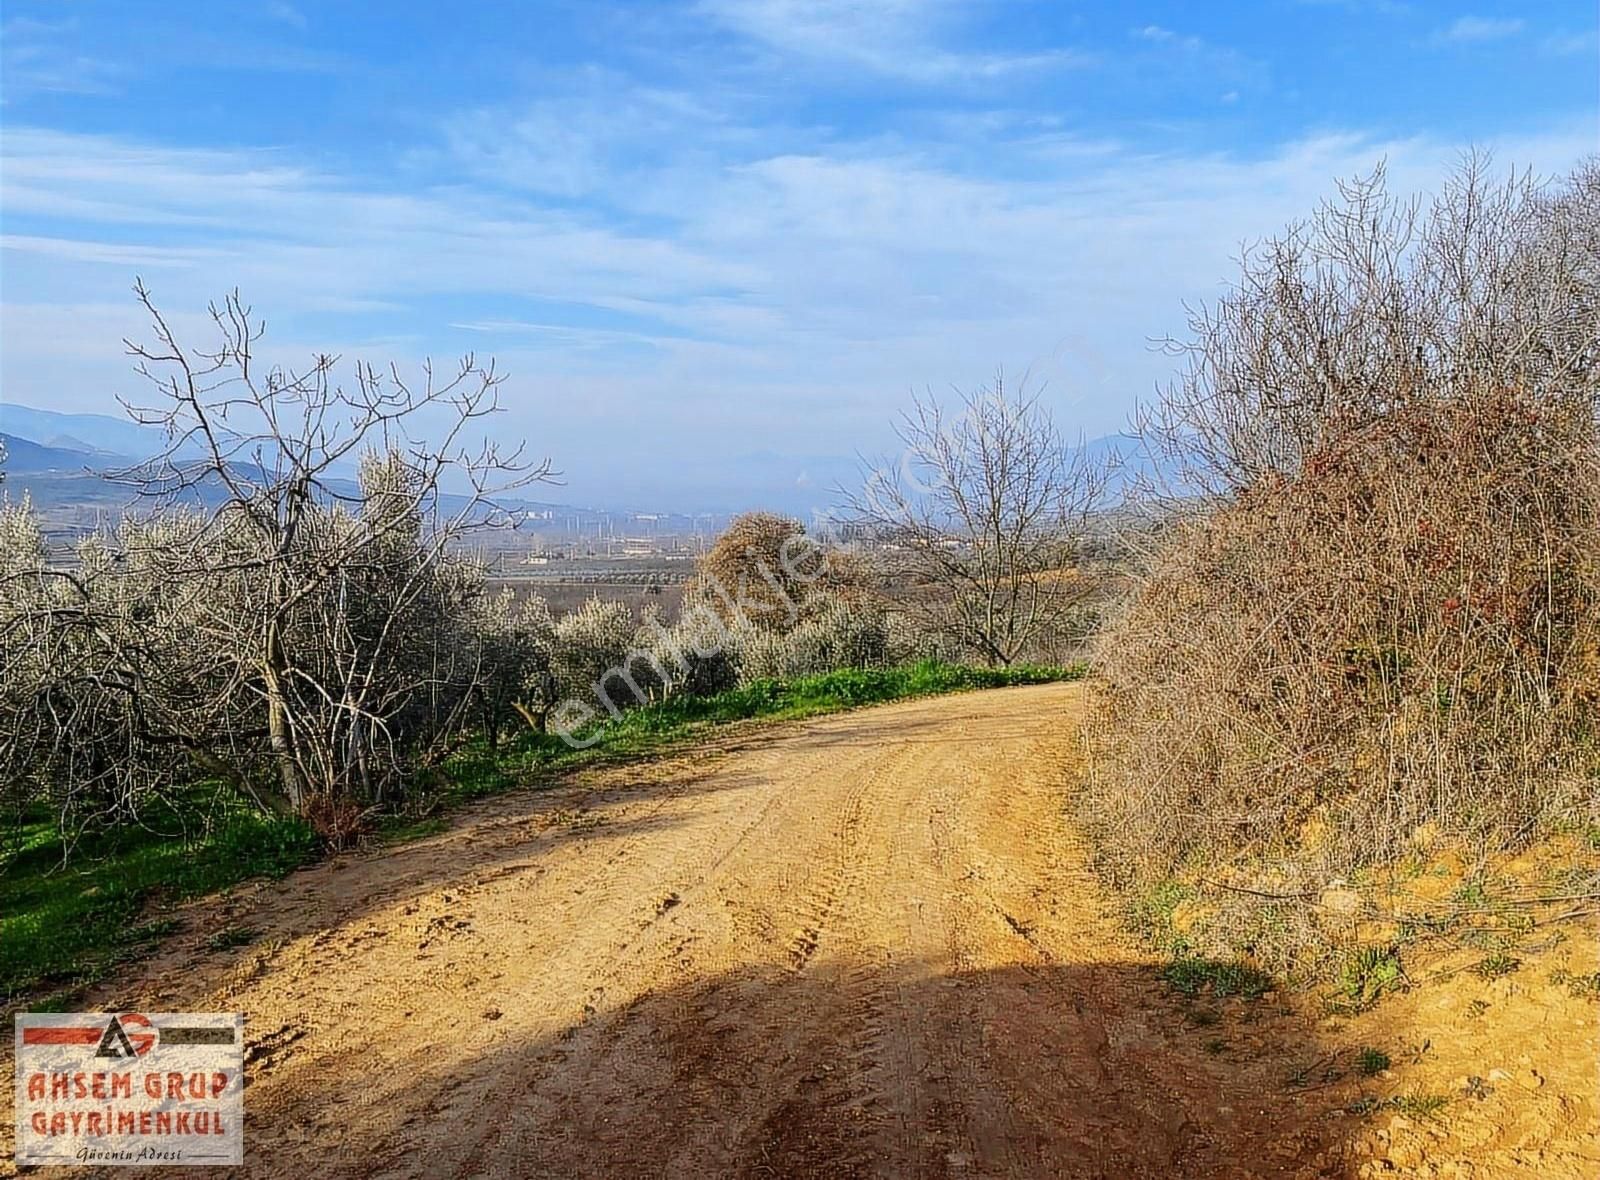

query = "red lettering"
110;1072;131;1098
27;1074;45;1101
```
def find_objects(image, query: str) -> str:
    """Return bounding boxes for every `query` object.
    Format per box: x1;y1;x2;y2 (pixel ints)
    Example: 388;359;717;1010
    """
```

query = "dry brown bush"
689;511;868;632
1084;157;1600;967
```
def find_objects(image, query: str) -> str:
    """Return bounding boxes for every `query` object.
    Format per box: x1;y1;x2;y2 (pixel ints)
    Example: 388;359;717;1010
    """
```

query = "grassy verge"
434;659;1086;806
1;800;315;1010
3;659;1083;1008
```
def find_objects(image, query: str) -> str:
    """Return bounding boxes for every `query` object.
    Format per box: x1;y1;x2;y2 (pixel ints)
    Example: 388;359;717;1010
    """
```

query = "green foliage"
1471;952;1521;981
1549;968;1600;999
204;925;260;953
1347;1092;1450;1119
541;659;1086;753
1161;956;1274;1000
1390;1093;1450;1118
1356;1047;1391;1076
1130;879;1193;957
1452;878;1490;907
0;794;314;1004
1331;946;1405;1011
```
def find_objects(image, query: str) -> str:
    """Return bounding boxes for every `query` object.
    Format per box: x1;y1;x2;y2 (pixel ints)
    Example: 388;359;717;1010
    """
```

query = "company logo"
15;1012;244;1167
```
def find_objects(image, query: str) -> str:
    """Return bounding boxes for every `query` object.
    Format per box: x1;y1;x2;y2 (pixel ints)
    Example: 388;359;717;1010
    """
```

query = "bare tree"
846;377;1108;667
1;283;550;830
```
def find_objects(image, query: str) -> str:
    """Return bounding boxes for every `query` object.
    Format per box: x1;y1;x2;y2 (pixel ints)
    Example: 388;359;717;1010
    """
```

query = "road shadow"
230;958;1357;1180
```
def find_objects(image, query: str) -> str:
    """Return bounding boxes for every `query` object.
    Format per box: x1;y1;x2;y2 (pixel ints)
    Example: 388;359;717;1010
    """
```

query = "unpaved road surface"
13;684;1597;1178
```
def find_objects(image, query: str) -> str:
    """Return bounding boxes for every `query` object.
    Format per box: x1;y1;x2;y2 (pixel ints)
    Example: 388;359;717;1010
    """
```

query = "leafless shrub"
846;378;1109;666
689;512;864;633
1085;157;1600;969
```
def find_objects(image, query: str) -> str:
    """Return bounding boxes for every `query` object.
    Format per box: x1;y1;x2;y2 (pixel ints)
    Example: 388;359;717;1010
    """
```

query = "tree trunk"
261;652;305;812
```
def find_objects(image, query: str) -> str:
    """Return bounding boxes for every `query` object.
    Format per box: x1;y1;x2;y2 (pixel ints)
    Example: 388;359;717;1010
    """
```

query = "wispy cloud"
6;116;1594;485
1293;0;1412;15
1542;28;1600;56
1434;16;1526;45
1126;23;1266;98
697;0;1089;84
264;3;307;31
1;18;122;97
1;0;1594;509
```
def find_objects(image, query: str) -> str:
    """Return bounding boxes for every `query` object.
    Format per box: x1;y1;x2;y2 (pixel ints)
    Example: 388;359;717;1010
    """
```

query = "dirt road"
21;684;1596;1177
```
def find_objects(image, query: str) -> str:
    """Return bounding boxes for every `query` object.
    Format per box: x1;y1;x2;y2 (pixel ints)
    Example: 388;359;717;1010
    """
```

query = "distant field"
486;556;694;619
492;577;687;620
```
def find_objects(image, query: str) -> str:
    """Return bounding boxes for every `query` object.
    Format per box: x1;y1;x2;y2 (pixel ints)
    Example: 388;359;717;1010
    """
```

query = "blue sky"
2;1;1597;511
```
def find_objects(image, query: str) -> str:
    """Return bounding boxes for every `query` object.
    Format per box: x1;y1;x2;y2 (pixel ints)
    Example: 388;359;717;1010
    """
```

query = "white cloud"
1543;29;1600;56
1127;22;1262;92
1435;16;1526;44
264;2;307;30
696;0;1090;84
1;18;122;97
3;114;1595;509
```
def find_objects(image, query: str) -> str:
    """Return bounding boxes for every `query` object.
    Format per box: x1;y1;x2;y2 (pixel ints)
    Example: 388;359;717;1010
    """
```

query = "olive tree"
2;283;549;829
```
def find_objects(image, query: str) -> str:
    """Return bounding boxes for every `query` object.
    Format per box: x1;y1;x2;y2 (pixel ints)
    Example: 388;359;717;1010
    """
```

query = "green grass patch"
1329;946;1405;1012
1130;879;1194;958
1356;1047;1391;1076
1348;1092;1450;1119
1471;952;1521;981
1550;968;1600;999
421;659;1086;814
1;795;315;1007
567;660;1084;752
203;925;261;953
1161;956;1274;1000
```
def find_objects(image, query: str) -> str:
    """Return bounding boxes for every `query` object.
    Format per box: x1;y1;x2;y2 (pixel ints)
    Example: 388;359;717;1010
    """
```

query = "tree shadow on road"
240;957;1363;1180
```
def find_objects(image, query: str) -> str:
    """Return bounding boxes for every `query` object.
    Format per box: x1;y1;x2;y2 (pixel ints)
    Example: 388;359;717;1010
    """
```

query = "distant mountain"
0;432;122;474
0;405;164;462
0;405;727;541
0;401;1189;520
